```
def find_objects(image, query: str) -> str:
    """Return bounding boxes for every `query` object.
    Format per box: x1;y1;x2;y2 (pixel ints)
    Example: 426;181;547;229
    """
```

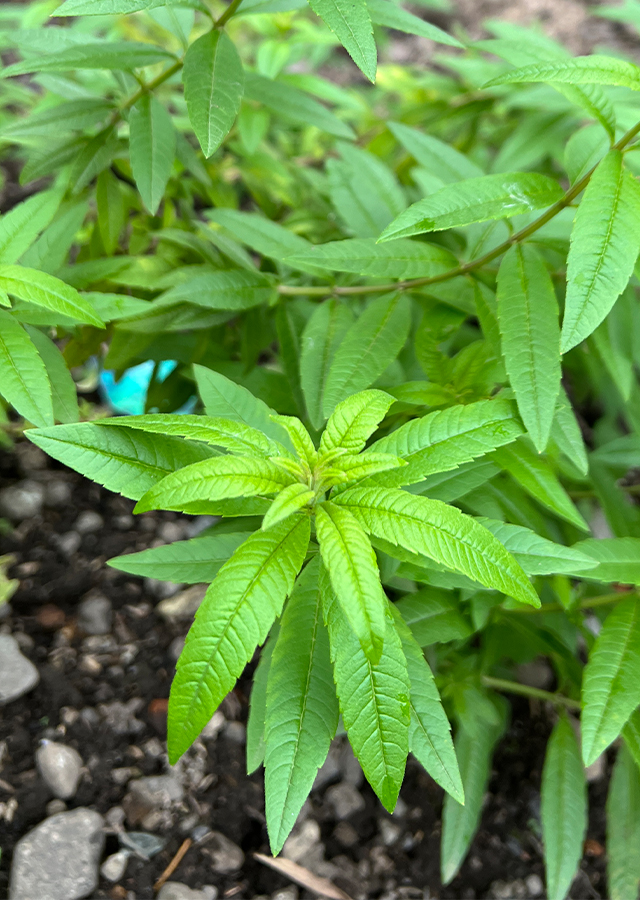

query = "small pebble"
156;585;206;621
105;806;127;831
199;831;245;874
74;510;104;535
46;799;67;816
55;531;82;557
525;874;544;898
191;825;211;843
78;591;112;635
283;819;321;863
144;578;183;599
169;636;185;661
119;831;166;859
0;634;39;705
113;514;134;531
36;604;66;631
78;655;102;675
44;480;73;508
325;781;365;820
157;884;218;900
100;849;131;882
224;721;246;745
0;481;44;521
36;741;83;800
158;521;184;543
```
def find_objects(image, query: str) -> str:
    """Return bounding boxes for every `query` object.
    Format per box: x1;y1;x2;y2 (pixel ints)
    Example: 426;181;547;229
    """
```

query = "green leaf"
156;270;273;312
322;566;409;811
476;518;597;576
572;538;640;585
484;55;640;91
244;73;355;140
551;388;589;476
327;145;405;238
622;709;640;772
100;413;280;458
336;486;540;606
392;607;463;802
135;456;296;514
378;173;563;241
265;558;339;852
562;151;640;352
0;266;103;327
441;705;506;884
129;95;176;216
541;715;587;900
581;596;640;766
322;294;411;418
367;0;462;46
270;414;317;469
388;121;483;183
55;0;160;13
24;327;78;424
263;482;314;530
183;30;244;158
207;209;311;261
108;531;251;583
0;312;53;428
246;627;277;775
168;514;310;763
497;244;561;452
491;442;589;531
308;0;376;83
193;365;291;450
287;237;458;279
2;42;174;76
0;188;63;265
330;452;405;489
316;501;387;663
369;398;524;488
28;422;213;500
607;743;640;900
300;300;354;431
320;389;394;456
395;588;472;645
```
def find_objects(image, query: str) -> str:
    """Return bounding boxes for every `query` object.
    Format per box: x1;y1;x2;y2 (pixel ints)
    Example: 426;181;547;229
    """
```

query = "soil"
0;444;610;899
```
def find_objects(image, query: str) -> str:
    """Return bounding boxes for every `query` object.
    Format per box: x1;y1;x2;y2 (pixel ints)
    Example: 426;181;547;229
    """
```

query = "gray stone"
282;819;321;863
525;875;544;898
45;800;67;816
159;521;185;543
191;825;210;842
271;890;298;900
36;741;82;799
55;531;82;557
74;510;103;534
199;831;244;874
0;481;44;522
44;480;73;509
98;699;145;735
119;831;166;860
144;578;183;599
158;884;218;900
123;774;183;826
0;635;39;705
169;636;185;661
157;585;207;621
77;592;112;635
586;752;606;783
9;807;104;900
100;850;131;882
325;782;365;820
378;817;401;847
224;721;246;744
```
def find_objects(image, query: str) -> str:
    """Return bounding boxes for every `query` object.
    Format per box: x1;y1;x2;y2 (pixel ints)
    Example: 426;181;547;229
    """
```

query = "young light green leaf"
265;558;339;852
322;294;411;418
0;266;103;327
607;743;640;900
476;518;597;576
395;589;473;645
135;456;296;514
484;55;640;91
24;327;78;424
246;627;278;775
369;398;524;488
541;715;587;900
0;188;62;265
308;0;377;83
378;173;563;242
108;532;251;583
193;365;291;450
271;414;317;469
320;389;394;457
367;0;462;46
244;73;355;140
336;486;540;607
168;514;310;763
441;708;506;884
551;387;589;476
388;121;483;184
100;413;280;458
0;312;53;428
497;244;561;452
2;42;174;76
207;209;311;261
329;452;406;491
263;482;314;530
562;151;640;352
322;567;410;811
300;300;354;431
55;0;160;13
155;270;273;312
129;95;176;216
327;145;405;238
491;442;589;531
622;709;640;772
571;538;640;585
581;596;640;766
392;607;464;802
28;422;213;500
316;501;387;663
183;30;244;158
286;237;457;279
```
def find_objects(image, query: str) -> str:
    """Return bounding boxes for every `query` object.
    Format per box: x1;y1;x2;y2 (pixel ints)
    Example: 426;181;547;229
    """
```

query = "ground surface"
0;443;610;899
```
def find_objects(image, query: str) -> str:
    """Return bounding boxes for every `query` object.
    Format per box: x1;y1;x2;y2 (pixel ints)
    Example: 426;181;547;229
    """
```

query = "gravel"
0;481;44;521
77;591;112;635
35;741;83;800
0;634;39;705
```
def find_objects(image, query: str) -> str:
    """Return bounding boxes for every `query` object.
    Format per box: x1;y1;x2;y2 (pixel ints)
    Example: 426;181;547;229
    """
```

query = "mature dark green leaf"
0;266;103;327
0;312;53;428
156;270;273;312
246;628;277;775
24;327;78;424
2;42;175;76
367;0;462;46
244;73;355;139
287;237;457;279
476;519;597;576
300;300;354;430
109;532;251;583
571;538;640;585
308;0;376;82
395;589;473;645
129;95;176;216
0;188;63;265
484;55;640;91
389;121;483;183
607;743;640;900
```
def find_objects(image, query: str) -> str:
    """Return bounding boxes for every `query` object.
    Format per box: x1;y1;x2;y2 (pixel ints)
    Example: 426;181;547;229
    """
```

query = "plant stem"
481;675;581;710
216;0;244;26
277;117;640;299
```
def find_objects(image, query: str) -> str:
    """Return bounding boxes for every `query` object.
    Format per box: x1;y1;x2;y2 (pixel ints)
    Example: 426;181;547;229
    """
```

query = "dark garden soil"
0;442;610;899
